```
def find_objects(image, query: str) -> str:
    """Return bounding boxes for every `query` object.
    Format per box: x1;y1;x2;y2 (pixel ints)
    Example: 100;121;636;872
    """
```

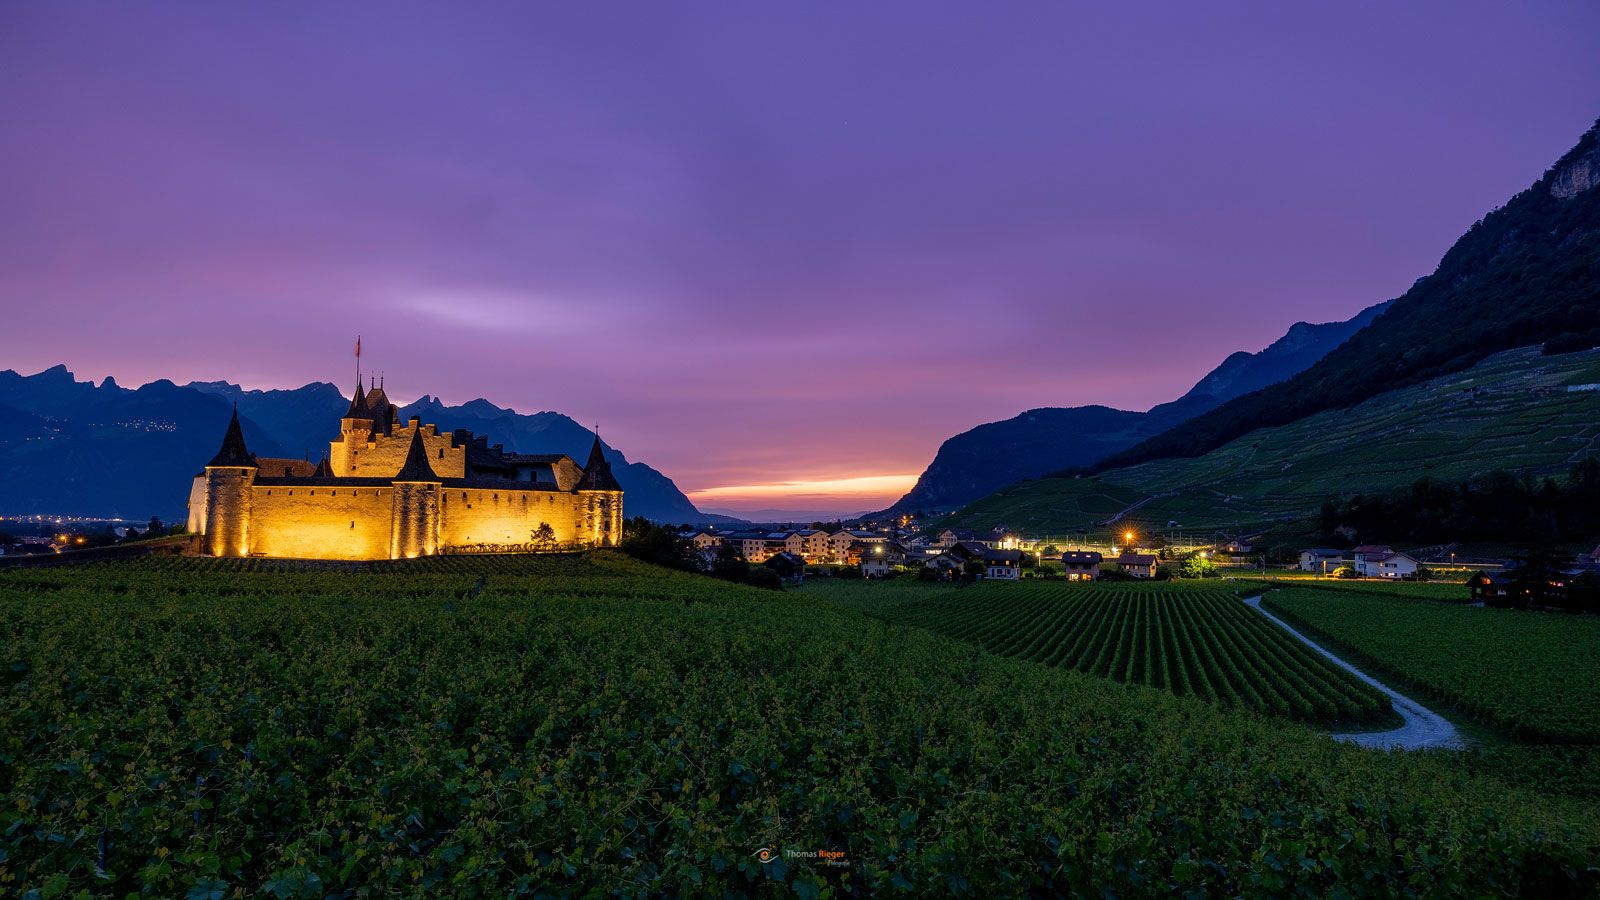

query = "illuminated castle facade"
186;379;623;559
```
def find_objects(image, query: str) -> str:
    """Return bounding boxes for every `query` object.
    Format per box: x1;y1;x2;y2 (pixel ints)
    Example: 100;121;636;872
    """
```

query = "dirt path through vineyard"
1243;595;1463;751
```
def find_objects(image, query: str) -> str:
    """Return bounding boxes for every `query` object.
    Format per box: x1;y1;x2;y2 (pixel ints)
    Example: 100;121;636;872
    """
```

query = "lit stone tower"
389;428;441;559
575;432;624;547
203;406;258;557
331;378;374;476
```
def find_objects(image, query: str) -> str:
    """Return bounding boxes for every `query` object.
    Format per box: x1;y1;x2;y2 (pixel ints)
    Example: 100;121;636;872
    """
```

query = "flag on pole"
355;336;362;359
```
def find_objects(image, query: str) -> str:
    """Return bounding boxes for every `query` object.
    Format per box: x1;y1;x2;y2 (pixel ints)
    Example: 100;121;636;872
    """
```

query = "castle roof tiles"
207;407;258;468
393;427;440;482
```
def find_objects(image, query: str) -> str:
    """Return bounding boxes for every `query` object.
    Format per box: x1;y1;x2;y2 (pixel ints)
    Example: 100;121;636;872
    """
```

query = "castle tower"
575;431;624;547
331;378;374;476
390;427;441;559
203;406;258;557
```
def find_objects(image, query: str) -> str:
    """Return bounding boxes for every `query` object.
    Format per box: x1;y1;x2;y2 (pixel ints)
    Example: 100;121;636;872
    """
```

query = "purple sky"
2;3;1597;516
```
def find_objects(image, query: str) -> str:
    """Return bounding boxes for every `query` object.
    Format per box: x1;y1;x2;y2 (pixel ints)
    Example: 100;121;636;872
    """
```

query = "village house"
992;527;1025;550
937;528;978;549
1116;552;1159;579
1372;551;1420;579
859;541;908;577
1468;570;1510;602
1350;545;1395;576
798;529;832;560
763;552;807;583
1298;548;1344;573
982;548;1023;580
690;531;722;552
1059;550;1102;581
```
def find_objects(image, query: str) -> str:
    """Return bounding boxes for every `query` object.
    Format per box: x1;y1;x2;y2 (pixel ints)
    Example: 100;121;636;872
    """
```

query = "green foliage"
1263;588;1600;743
1179;553;1219;579
814;580;1394;727
2;555;1599;895
1318;460;1600;545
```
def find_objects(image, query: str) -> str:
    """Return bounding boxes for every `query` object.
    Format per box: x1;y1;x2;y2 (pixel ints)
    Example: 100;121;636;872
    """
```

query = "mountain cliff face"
0;367;289;519
879;300;1391;515
0;369;723;523
1099;118;1600;472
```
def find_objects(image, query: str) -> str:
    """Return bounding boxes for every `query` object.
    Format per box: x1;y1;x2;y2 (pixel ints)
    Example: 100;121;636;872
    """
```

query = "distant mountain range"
0;368;736;524
878;299;1391;515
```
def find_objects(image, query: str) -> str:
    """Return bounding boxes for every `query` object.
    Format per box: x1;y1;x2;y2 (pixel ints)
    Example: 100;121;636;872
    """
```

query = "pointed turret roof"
312;456;333;477
576;432;623;492
345;379;372;420
393;427;440;482
207;405;258;468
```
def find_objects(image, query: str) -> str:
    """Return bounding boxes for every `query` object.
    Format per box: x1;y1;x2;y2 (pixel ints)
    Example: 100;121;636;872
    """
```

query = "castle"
186;378;622;559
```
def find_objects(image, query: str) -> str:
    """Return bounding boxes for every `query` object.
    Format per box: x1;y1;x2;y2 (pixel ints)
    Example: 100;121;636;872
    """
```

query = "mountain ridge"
877;299;1391;516
0;367;732;523
1095;117;1600;473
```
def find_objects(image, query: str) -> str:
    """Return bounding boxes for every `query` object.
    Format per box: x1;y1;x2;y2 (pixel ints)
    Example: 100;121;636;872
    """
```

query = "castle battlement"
186;378;622;560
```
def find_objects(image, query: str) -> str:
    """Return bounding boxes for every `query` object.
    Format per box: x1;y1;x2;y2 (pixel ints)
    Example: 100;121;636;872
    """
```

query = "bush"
744;566;783;591
1333;565;1360;579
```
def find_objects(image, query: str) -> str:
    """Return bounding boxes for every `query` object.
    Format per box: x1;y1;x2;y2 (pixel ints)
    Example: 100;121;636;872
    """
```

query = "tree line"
1316;457;1600;545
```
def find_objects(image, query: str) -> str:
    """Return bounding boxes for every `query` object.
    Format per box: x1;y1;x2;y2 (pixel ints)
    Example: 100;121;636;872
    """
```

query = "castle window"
438;448;444;459
462;492;468;501
288;490;293;496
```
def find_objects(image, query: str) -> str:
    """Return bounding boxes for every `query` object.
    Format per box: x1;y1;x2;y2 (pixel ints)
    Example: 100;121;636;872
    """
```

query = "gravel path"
1242;595;1463;751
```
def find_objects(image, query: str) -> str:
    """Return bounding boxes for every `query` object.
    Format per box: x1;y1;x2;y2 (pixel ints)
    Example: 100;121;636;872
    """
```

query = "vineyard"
1263;587;1600;743
817;581;1395;728
3;556;1599;895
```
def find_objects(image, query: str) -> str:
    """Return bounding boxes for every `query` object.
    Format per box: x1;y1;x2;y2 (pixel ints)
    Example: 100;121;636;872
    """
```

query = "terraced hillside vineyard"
1263;587;1600;743
943;346;1600;534
816;581;1395;728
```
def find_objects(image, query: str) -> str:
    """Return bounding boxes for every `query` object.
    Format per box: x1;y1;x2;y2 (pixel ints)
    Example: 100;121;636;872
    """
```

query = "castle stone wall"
438;487;584;550
333;423;465;480
249;485;393;560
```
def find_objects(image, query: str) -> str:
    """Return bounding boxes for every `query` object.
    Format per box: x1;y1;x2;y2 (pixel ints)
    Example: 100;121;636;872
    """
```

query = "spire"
345;378;372;420
207;404;258;468
576;430;622;491
312;456;333;477
393;426;440;482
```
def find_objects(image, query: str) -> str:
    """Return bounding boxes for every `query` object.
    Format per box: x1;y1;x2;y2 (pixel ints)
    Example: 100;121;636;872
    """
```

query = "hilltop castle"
186;378;622;559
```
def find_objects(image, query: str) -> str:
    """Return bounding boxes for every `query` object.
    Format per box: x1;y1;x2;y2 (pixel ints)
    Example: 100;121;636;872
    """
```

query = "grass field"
1261;587;1600;744
809;580;1396;728
944;346;1600;534
3;556;1600;895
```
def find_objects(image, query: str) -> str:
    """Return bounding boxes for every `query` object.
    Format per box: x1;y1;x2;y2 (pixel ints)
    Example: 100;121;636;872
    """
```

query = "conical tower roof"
576;432;622;491
393;427;440;482
345;379;372;420
207;405;258;468
312;456;333;477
